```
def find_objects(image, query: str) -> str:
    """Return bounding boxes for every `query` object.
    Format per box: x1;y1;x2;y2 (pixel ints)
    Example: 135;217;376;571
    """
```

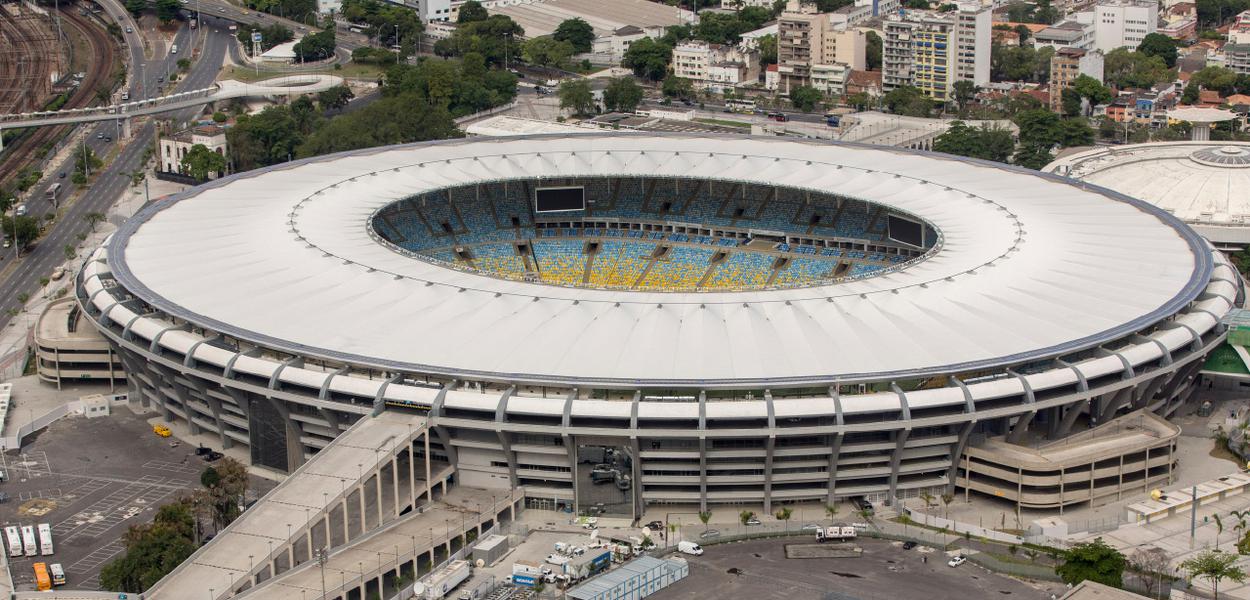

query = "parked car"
746;516;761;526
699;529;720;539
152;424;171;437
947;555;967;568
800;523;821;532
203;451;224;462
645;520;664;531
902;541;917;550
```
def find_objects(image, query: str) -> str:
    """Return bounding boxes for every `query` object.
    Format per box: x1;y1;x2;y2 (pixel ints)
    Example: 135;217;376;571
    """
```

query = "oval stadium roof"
108;134;1210;387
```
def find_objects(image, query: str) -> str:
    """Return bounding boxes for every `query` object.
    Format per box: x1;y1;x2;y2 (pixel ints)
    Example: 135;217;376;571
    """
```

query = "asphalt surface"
649;538;1056;600
0;15;230;330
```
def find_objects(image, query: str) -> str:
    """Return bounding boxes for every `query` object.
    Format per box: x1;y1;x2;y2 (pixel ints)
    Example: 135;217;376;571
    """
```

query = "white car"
947;555;967;568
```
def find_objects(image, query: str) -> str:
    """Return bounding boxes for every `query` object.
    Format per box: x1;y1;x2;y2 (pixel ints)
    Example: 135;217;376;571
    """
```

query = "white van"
677;541;703;556
170;44;178;54
14;204;26;217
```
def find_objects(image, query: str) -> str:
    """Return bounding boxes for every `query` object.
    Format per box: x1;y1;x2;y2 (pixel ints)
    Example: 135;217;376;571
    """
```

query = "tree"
458;0;487;23
558;78;596;116
739;510;755;526
1104;48;1174;89
293;28;336;62
698;511;712;532
1183;550;1246;599
940;493;954;519
1071;74;1113;111
1055;538;1127;588
951;80;978;113
2;216;39;249
1129;547;1170;598
318;85;355;111
180;144;227;181
99;497;198;592
1190;66;1240;96
1217;513;1227;551
866;31;882;71
523;36;574;68
883;85;933;116
434;14;523;67
623;37;672;81
758;33;777;67
553;18;594;54
125;0;146;16
85;212;106;232
200;466;221;489
603;77;644;113
661;74;695;99
154;0;180;22
775;507;793;531
918;492;936;510
200;457;249;530
1138;32;1179;68
1013;142;1054;170
790;85;821;111
298;94;461;156
1060;88;1082;116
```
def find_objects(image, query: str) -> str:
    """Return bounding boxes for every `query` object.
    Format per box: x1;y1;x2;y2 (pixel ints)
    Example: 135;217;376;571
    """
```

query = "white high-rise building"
1090;0;1157;52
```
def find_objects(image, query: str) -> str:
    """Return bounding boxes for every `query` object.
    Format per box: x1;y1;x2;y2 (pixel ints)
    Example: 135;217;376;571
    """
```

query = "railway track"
0;3;54;114
0;3;117;189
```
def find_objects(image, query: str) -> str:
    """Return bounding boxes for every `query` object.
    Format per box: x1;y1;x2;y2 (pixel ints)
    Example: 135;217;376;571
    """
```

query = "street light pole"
315;547;328;600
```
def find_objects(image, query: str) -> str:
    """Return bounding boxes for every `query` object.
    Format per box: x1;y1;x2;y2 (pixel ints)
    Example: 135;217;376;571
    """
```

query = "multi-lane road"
0;14;233;330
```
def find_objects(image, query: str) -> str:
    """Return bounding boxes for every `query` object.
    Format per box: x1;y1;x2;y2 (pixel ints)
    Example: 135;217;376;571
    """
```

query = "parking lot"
0;409;272;590
650;537;1060;600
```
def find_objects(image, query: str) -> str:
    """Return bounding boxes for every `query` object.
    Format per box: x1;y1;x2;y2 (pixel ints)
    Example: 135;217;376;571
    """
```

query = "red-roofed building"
845;70;882;97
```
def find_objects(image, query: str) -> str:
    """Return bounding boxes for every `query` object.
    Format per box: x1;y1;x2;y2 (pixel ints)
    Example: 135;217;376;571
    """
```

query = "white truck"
411;560;471;600
544;553;572;568
815;525;857;542
510;560;550;588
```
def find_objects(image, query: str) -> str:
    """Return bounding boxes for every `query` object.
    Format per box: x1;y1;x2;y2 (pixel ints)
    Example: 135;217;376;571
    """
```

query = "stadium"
75;133;1240;517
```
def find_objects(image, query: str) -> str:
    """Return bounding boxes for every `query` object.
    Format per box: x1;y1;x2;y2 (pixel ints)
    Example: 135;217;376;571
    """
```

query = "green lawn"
218;62;385;83
693;117;752;129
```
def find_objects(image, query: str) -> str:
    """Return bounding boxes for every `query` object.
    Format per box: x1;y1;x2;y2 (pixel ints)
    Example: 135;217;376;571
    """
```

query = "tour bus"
49;562;65;586
37;523;52;555
4;526;21;557
725;98;756;113
20;525;36;557
33;562;50;591
45;182;61;203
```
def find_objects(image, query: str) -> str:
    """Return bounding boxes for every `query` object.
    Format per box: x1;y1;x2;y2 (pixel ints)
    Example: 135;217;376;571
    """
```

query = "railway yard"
0;0;118;189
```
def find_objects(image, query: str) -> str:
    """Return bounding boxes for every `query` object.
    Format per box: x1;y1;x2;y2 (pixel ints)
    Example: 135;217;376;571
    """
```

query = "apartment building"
778;0;867;92
1091;0;1157;53
882;3;990;102
1049;47;1106;112
1226;43;1250;75
1230;10;1250;44
672;41;760;93
1033;20;1096;51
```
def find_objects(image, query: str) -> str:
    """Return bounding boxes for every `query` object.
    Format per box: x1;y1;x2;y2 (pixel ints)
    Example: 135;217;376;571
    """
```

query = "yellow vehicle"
153;424;171;437
33;562;50;591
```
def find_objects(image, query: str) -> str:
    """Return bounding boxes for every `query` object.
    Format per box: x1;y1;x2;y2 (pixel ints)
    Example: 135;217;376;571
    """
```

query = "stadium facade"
76;134;1241;516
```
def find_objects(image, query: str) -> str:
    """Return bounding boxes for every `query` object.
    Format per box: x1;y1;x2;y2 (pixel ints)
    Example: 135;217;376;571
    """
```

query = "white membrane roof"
109;134;1210;387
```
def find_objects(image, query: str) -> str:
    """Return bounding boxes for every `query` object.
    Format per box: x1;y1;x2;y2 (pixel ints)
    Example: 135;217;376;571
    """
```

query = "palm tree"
698;511;712;533
941;493;955;519
1182;550;1246;599
38;277;49;300
824;503;838;522
919;492;936;512
1216;514;1226;551
775;507;793;532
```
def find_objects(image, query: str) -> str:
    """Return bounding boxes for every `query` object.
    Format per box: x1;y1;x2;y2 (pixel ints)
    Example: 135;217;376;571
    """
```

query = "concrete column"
286;545;294;569
409;438;417;509
341;498;350;542
392;455;400;518
425;431;433;503
358;485;367;535
324;509;332;549
376;469;384;526
1059;466;1065;515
